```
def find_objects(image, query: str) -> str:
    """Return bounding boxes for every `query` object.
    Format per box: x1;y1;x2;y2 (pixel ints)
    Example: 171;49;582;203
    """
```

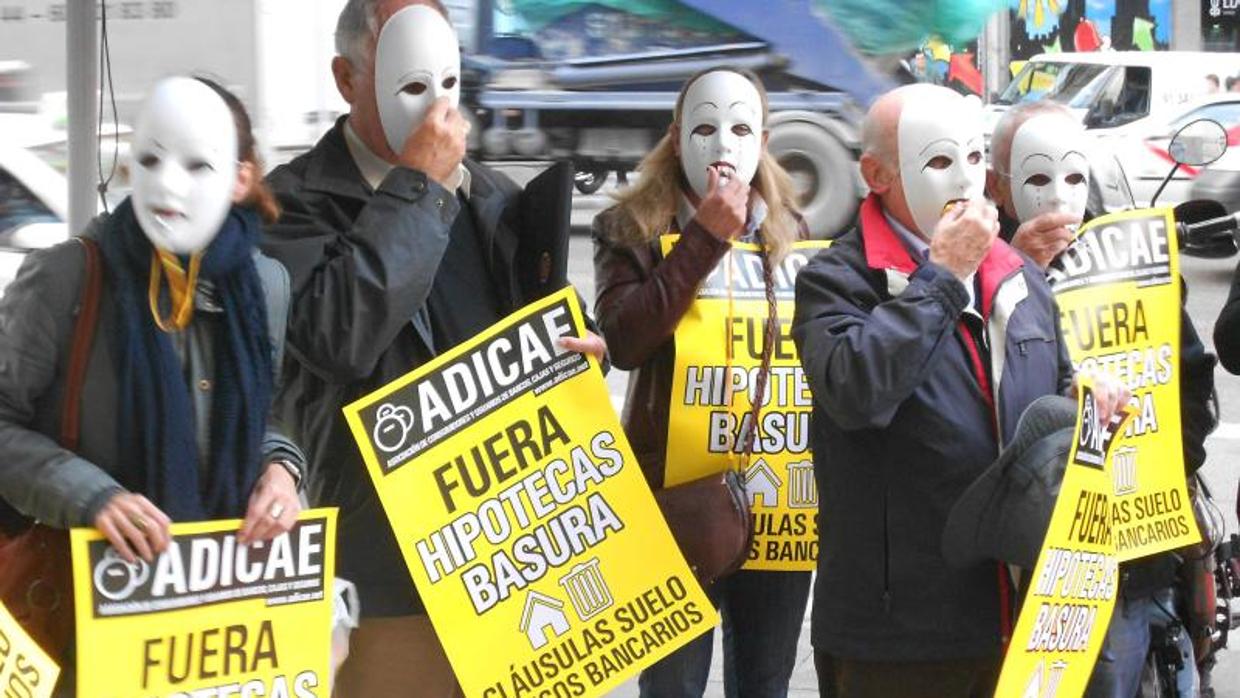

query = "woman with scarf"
0;75;304;567
592;68;810;698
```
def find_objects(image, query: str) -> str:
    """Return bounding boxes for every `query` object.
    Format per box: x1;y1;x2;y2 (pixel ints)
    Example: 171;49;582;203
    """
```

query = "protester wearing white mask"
374;3;461;157
677;69;764;201
594;68;810;698
986;102;1089;269
895;87;988;238
262;3;603;696
988;100;1215;698
792;84;1126;697
0;76;304;690
131;78;239;257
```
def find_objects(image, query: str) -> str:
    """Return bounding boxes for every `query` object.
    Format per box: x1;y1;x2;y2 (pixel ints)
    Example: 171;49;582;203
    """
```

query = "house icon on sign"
744;459;782;509
519;590;571;650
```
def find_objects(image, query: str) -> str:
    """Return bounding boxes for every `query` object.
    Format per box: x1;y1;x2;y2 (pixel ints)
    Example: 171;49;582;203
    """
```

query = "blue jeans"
1085;589;1199;698
638;570;812;698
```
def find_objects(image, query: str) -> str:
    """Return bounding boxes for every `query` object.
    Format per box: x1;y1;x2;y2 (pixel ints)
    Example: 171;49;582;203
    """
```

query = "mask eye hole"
401;81;428;96
186;159;215;174
924;155;953;171
692;124;717;137
138;153;160;169
731;124;752;137
1065;172;1086;185
442;76;458;90
967;150;982;165
1024;173;1052;187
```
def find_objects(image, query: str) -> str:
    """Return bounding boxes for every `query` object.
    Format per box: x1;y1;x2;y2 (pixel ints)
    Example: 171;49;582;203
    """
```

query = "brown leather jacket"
593;204;806;488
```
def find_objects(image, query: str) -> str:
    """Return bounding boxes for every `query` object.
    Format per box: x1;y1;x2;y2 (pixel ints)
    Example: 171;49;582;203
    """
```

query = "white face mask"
896;88;986;236
1008;114;1090;224
131;77;238;255
375;5;461;155
678;71;764;200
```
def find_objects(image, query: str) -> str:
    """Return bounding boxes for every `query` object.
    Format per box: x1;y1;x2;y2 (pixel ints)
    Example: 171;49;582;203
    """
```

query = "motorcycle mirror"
1168;118;1228;167
1152;119;1229;206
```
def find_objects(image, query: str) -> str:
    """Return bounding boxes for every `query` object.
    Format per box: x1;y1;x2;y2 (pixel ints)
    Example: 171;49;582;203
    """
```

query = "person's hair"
610;67;800;263
193;76;280;224
1227;76;1236;91
990;99;1076;177
1208;73;1220;87
335;0;452;69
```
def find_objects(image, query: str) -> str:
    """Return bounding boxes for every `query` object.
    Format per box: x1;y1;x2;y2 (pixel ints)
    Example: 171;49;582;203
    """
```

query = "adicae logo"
93;548;151;601
373;402;416;453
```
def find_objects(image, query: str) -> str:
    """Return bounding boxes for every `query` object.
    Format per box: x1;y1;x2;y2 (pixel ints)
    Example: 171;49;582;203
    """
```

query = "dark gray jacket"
0;217;302;530
792;196;1074;662
261;118;540;617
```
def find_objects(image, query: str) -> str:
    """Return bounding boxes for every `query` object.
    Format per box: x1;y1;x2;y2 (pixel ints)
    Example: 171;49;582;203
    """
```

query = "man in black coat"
261;1;601;695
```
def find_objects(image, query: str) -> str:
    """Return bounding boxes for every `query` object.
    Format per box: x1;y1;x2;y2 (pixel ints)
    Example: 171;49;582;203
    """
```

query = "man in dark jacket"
261;1;601;696
792;84;1102;697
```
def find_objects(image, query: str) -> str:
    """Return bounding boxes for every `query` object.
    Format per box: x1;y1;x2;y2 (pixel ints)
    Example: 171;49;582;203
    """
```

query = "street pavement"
549;168;1240;695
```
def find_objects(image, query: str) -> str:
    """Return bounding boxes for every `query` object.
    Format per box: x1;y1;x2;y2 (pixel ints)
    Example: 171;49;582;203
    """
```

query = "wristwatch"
268;458;304;491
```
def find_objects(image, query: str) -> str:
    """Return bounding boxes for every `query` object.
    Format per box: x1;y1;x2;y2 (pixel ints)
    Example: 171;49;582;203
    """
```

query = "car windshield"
996;61;1111;106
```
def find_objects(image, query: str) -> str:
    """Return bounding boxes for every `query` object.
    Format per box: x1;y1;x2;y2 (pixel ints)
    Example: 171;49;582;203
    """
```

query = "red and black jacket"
792;195;1073;662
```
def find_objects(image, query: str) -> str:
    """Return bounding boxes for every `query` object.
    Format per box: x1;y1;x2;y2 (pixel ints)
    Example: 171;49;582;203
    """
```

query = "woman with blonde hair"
593;67;811;698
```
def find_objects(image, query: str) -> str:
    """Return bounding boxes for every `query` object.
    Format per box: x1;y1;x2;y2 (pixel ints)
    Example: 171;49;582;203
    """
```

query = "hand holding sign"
239;462;302;545
93;492;172;564
1071;370;1132;429
559;331;607;362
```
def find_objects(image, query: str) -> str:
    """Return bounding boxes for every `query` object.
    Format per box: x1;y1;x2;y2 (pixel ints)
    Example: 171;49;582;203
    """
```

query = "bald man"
791;85;1075;697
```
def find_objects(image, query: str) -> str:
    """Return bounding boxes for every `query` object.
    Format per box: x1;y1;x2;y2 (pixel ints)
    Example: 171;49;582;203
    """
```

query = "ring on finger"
129;513;148;532
269;502;285;521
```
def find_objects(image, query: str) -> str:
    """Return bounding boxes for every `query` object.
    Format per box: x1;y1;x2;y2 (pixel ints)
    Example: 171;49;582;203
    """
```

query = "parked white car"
0;142;70;295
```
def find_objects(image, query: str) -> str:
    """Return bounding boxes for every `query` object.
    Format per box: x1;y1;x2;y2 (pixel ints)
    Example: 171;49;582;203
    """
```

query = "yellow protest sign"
72;510;336;698
1049;208;1200;561
0;600;59;697
995;383;1130;698
661;237;829;571
343;287;716;698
